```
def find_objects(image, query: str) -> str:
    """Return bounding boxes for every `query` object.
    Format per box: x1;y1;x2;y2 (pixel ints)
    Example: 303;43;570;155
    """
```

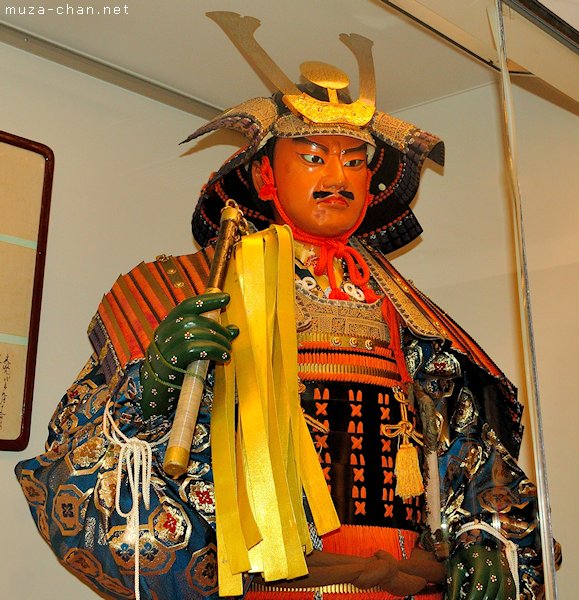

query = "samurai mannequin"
16;12;548;600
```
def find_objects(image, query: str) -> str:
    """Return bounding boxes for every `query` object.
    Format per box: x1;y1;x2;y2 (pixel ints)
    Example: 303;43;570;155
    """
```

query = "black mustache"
313;190;355;201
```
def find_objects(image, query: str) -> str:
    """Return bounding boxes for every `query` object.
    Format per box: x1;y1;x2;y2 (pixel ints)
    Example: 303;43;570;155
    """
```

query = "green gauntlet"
139;292;239;419
446;540;515;600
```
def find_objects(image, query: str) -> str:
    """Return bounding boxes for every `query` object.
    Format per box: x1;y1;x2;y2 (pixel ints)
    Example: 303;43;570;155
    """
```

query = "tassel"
394;442;424;499
381;387;425;500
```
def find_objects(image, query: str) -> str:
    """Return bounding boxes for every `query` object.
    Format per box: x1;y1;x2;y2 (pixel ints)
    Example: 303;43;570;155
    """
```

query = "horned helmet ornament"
187;12;444;254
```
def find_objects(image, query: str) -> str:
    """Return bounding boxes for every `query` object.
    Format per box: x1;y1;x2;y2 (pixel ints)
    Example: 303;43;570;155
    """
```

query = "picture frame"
0;131;54;451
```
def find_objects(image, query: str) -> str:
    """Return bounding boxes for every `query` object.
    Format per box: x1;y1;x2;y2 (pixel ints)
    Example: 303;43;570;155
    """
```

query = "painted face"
254;135;371;238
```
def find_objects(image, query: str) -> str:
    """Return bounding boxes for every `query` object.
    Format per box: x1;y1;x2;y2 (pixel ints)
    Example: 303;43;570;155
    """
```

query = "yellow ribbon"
212;225;340;595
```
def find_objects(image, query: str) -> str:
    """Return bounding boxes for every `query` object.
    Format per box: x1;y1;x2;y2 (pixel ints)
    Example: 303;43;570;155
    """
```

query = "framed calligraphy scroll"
0;131;53;451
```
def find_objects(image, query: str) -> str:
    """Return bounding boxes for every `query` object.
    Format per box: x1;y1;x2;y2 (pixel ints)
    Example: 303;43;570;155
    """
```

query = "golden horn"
206;11;301;96
339;33;376;108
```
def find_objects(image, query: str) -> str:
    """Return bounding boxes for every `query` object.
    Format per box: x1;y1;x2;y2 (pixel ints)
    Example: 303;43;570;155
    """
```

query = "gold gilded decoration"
37;441;71;466
284;93;374;127
274;113;374;145
339;33;376;108
499;513;537;540
102;444;120;471
296;283;400;386
371;112;416;150
492;455;516;486
478;486;525;513
52;484;91;536
186;543;218;597
68;424;102;454
482;426;510;457
37;507;50;542
451;387;478;432
66;434;107;475
283;33;376;126
220;96;280;133
207;12;301;97
423;351;461;379
183;460;211;480
421;376;455;402
62;547;101;578
18;469;47;506
76;354;99;379
149;498;192;550
179;479;216;523
81;385;110;419
518;479;537;497
250;581;382;594
462;443;483;478
445;492;470;532
108;525;143;571
355;240;446;341
300;61;350;92
300;333;391;353
296;283;388;341
191;423;211;453
139;533;175;575
207;11;376;128
153;510;185;544
62;548;134;598
98;340;113;364
94;470;118;517
59;385;99;430
109;372;121;393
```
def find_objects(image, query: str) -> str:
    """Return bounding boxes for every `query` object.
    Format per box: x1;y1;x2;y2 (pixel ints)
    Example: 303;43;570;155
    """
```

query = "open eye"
301;154;325;164
344;158;366;168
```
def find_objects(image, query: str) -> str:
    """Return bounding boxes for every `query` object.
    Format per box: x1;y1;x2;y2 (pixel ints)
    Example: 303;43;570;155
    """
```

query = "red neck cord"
256;155;411;384
257;156;379;302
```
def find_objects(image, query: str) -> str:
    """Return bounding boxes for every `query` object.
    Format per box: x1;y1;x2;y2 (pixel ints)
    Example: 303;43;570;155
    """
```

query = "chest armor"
296;284;424;531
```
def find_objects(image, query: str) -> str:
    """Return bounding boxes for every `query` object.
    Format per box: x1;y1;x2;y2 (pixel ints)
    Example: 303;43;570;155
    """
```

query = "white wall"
1;41;577;599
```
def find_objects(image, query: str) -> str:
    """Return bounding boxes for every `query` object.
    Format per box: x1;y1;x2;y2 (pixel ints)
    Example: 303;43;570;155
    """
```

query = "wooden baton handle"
163;204;242;478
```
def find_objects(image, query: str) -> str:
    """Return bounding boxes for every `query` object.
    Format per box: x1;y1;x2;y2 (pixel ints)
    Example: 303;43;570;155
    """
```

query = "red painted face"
253;135;371;239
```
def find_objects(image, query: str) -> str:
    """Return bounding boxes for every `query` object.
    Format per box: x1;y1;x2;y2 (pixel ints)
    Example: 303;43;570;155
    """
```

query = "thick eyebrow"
293;137;328;153
294;137;367;155
343;143;368;155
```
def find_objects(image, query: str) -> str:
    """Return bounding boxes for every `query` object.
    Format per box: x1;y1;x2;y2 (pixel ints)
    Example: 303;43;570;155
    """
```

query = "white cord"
456;520;519;600
104;400;153;600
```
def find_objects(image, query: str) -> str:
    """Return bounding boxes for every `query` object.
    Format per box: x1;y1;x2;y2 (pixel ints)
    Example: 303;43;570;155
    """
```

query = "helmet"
186;12;444;254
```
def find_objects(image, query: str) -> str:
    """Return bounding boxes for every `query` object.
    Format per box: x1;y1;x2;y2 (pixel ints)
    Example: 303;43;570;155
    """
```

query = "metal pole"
489;2;558;596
